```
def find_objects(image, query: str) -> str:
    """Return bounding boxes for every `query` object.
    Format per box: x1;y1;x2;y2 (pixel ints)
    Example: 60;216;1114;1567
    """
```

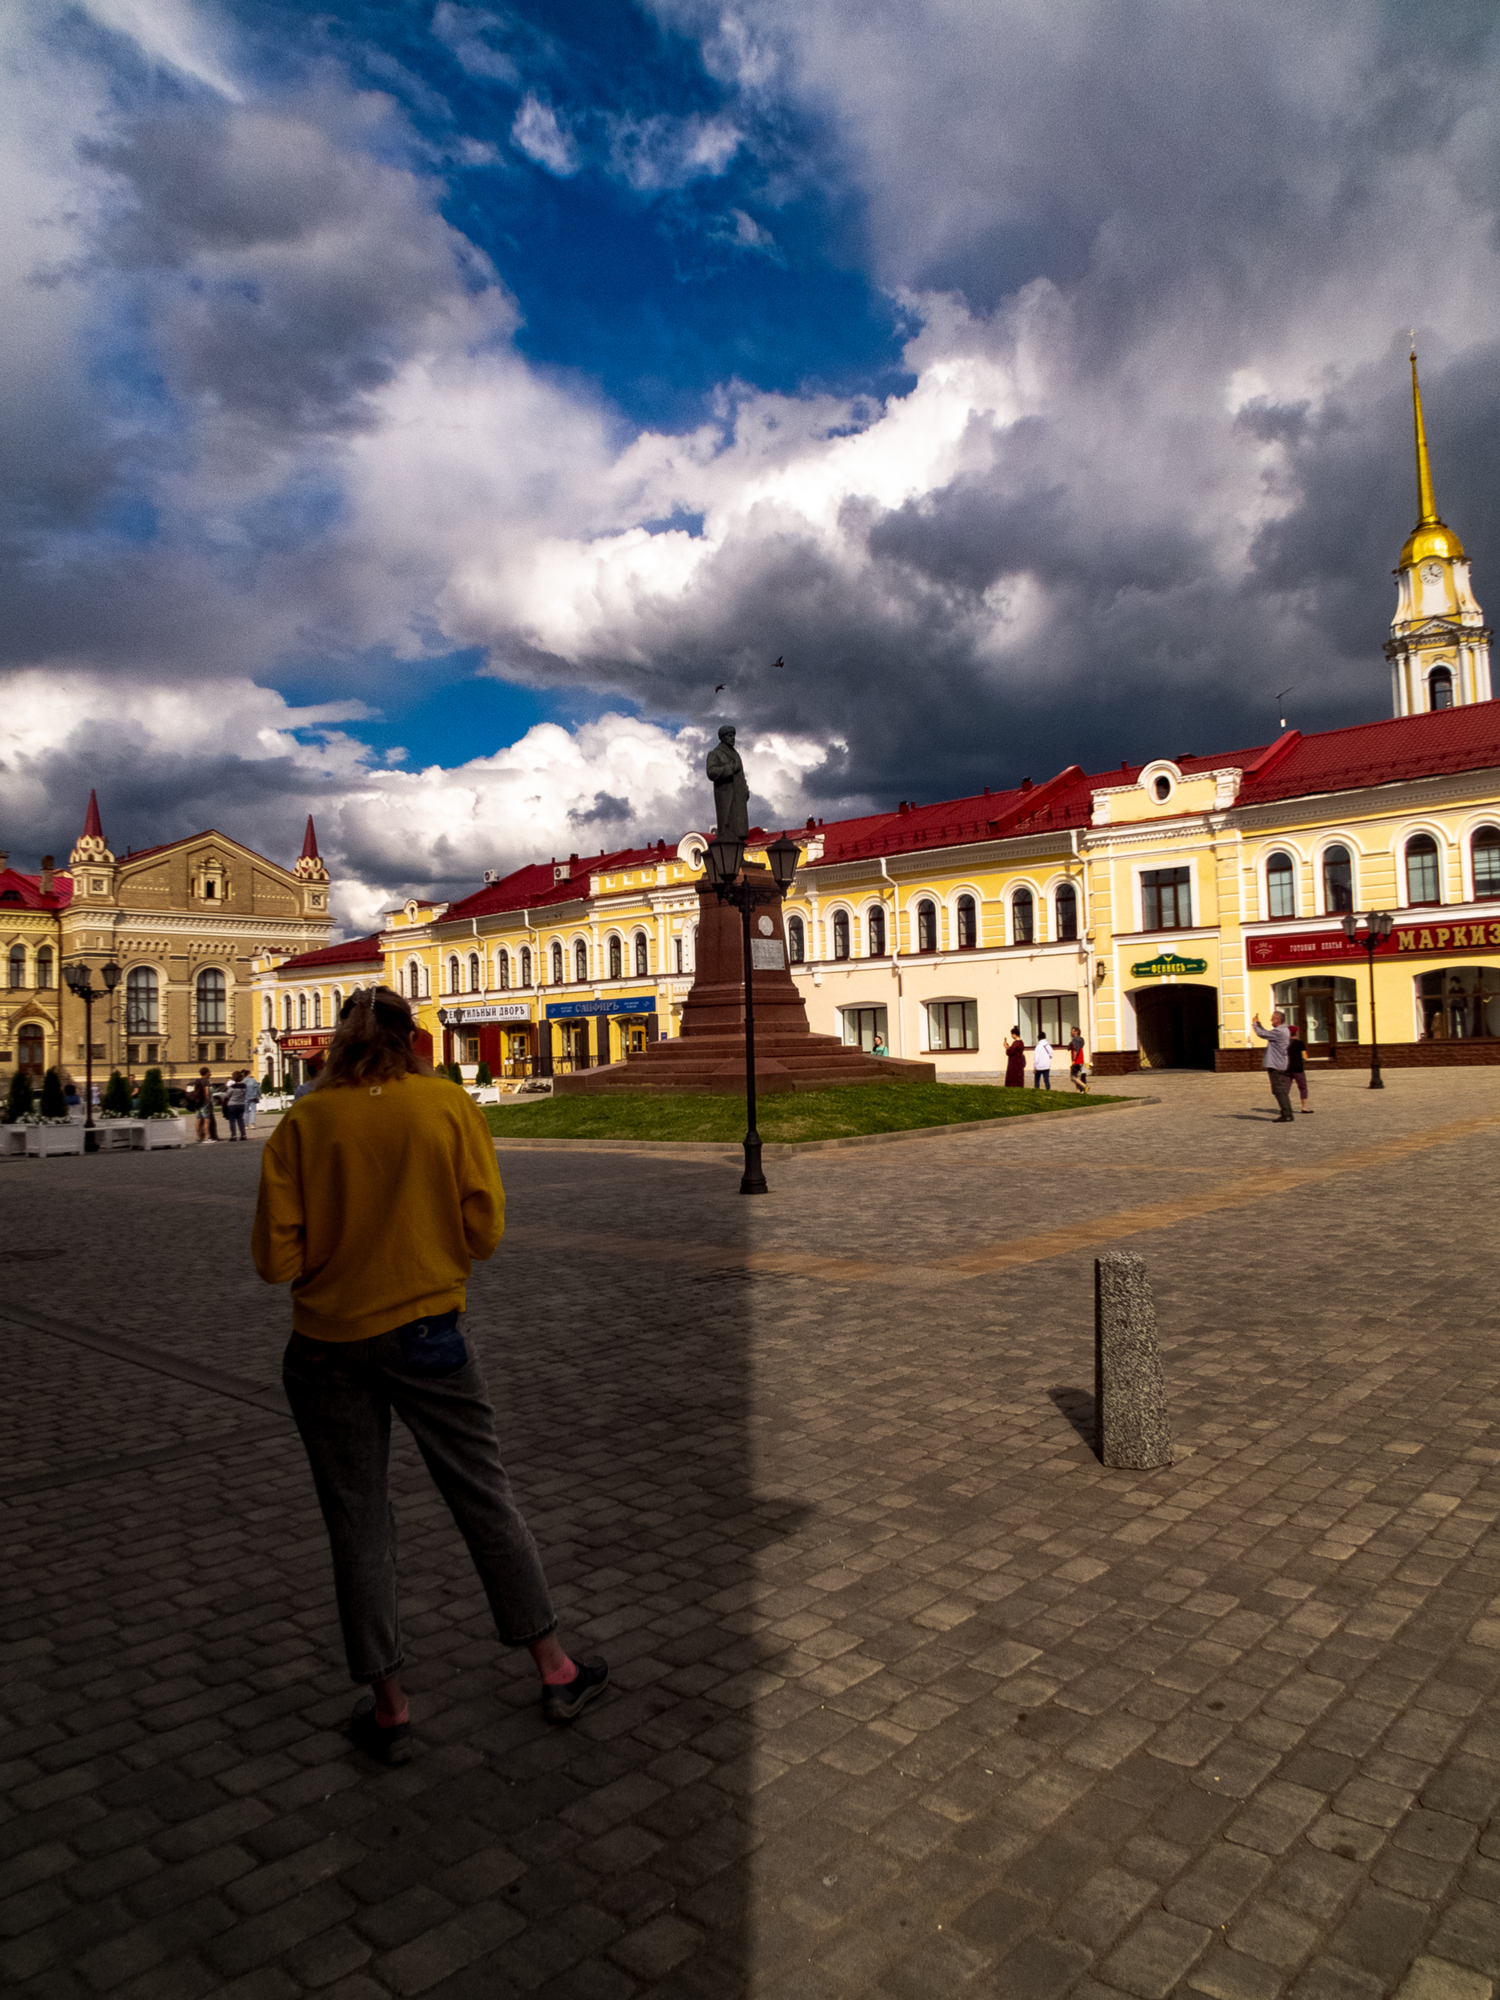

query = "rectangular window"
1141;866;1192;930
1017;994;1081;1044
840;1006;888;1052
128;1043;138;1065
926;1000;978;1051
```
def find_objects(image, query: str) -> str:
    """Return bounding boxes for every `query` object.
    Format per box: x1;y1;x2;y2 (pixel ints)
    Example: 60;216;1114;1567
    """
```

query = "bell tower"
1384;347;1491;716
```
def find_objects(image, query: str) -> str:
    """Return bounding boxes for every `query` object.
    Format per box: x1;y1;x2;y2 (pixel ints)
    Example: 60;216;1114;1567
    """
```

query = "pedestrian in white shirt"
1033;1032;1053;1090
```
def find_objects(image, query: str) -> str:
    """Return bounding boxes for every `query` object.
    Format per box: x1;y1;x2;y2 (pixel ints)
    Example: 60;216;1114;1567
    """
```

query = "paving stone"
1099;1910;1213;1997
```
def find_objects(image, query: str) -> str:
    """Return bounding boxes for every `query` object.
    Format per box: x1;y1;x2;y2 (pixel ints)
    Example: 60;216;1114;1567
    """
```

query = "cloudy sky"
5;0;1500;930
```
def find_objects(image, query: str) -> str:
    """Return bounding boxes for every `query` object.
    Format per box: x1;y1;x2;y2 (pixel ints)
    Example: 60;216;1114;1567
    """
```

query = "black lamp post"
63;959;121;1129
705;829;801;1195
1340;911;1394;1089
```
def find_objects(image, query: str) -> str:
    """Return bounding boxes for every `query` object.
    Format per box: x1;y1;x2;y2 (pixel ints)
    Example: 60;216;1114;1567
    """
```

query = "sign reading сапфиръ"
1248;921;1500;969
1130;950;1209;978
545;996;657;1020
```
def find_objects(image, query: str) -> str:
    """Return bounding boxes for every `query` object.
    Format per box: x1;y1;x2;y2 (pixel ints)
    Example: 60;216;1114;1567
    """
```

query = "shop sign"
546;996;656;1020
1130;950;1209;978
1248;920;1500;969
444;1003;530;1023
278;1030;332;1054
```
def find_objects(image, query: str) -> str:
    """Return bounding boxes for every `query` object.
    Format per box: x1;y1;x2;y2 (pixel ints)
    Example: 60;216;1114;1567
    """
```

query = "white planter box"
469;1085;501;1104
24;1125;85;1157
1;1127;28;1156
142;1117;190;1149
95;1121;144;1150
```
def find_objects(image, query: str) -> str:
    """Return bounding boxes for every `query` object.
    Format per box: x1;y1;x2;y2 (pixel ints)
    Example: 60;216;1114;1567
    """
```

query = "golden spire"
1411;344;1438;527
1399;341;1464;567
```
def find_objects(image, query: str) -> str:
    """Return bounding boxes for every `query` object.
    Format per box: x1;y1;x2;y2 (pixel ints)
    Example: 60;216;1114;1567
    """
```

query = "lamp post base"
740;1136;768;1195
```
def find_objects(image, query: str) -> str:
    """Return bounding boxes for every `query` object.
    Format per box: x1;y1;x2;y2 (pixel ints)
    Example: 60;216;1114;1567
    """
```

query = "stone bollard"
1095;1253;1173;1469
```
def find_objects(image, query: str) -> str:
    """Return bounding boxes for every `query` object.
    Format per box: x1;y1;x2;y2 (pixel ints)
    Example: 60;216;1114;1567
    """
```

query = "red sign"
1248;920;1500;969
278;1030;333;1054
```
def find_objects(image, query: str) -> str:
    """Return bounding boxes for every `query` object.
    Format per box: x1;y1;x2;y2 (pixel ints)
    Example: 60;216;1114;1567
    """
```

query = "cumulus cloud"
9;0;1500;917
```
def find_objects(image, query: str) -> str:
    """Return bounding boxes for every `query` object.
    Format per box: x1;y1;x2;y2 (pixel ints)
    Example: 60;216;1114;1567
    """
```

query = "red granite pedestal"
553;866;936;1095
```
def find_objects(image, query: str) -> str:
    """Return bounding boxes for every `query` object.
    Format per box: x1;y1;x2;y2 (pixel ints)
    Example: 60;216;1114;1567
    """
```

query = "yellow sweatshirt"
252;1072;505;1342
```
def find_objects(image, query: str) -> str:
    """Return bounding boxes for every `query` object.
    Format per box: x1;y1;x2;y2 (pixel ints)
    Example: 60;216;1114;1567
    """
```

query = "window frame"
608;935;623;979
575;939;589;983
916;899;938;953
468;952;481;993
1140;866;1192;932
7;944;24;990
832;910;851;960
634;932;649;977
1429;665;1454;711
34;946;53;989
1011;887;1034;946
1265;851;1296;921
1472;826;1500;901
1321;844;1354;915
787;914;806;963
126;965;158;1036
1054;882;1078;941
1405;832;1442;908
956;894;978;950
925;998;979;1052
196;966;227;1037
866;905;887;957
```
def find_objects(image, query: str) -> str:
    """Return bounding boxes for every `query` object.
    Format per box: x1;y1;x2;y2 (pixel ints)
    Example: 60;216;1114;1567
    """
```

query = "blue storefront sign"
545;996;657;1020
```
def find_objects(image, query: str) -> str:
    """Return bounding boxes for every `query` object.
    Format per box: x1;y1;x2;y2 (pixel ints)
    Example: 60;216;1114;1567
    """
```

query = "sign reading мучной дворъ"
545;996;657;1020
1248;921;1500;969
1130;951;1210;978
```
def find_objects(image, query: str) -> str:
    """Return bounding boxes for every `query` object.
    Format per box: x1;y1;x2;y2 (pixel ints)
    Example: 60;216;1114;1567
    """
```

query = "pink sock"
542;1657;578;1686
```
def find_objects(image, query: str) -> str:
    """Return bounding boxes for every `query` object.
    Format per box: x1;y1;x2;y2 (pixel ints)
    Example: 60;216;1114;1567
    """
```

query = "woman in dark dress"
1004;1028;1026;1088
1286;1021;1310;1112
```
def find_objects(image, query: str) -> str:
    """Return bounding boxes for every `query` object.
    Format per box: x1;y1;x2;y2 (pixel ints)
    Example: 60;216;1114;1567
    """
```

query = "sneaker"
350;1695;413;1765
543;1657;609;1724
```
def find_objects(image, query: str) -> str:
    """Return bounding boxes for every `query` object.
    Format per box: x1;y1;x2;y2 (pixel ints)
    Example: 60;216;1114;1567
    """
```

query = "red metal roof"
0;867;72;911
274;933;382;973
440;842;681;922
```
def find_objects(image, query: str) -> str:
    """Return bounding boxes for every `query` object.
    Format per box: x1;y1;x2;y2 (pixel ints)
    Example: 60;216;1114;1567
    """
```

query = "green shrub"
262;1071;275;1094
137;1067;171;1118
4;1070;33;1123
39;1067;68;1119
476;1061;492;1085
102;1069;132;1116
446;1061;463;1085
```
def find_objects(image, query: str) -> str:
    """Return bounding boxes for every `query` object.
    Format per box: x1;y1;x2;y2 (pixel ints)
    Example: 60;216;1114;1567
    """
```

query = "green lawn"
483;1080;1129;1144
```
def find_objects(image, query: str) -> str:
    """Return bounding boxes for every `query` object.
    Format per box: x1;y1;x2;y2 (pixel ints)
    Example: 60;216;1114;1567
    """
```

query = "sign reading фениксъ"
1130;950;1210;978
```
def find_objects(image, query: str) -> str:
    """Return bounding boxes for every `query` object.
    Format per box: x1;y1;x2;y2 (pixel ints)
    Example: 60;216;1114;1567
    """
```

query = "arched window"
832;911;850;959
312;992;322;1028
609;936;622;979
1055;883;1078;941
331;989;342;1018
634;933;648;977
916;899;937;952
1323;846;1353;914
126;967;158;1035
575;939;588;982
551;941;564;984
1406;832;1441;906
498;950;510;990
520;946;532;987
284;994;293;1029
406;959;422;999
34;947;53;988
1473;827;1500;899
957;894;978;949
1266;852;1295;920
1430;665;1454;711
447;955;460;994
1012;888;1034;945
788;915;806;963
297;993;308;1030
197;968;226;1036
7;945;23;989
868;906;886;956
264;997;272;1029
468;953;481;992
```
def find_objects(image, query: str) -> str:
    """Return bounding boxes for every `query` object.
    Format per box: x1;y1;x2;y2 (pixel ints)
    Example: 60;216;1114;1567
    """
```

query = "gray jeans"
282;1317;556;1682
1268;1068;1293;1117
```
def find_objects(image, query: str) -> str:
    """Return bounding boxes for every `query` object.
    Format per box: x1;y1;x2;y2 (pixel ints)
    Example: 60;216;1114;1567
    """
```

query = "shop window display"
1416;967;1500;1040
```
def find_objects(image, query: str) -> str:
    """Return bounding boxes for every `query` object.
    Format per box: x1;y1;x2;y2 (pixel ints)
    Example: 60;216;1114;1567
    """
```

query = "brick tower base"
553;867;936;1095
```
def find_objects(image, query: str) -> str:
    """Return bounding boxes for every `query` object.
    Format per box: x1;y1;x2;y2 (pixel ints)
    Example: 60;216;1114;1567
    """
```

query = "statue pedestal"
554;866;936;1096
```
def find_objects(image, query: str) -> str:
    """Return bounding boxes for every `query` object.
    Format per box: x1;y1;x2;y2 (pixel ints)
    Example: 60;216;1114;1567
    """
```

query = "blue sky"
5;1;1500;926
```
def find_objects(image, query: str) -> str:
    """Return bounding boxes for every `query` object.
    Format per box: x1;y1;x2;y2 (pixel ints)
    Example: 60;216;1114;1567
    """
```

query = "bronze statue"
706;724;750;841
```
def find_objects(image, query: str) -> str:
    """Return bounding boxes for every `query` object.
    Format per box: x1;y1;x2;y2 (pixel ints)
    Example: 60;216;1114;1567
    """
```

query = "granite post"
1094;1252;1173;1469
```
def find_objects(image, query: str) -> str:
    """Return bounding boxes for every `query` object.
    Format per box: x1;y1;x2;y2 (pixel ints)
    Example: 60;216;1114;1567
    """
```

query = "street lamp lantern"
1340;912;1357;943
764;833;801;895
705;831;746;887
1343;912;1393;1090
102;960;122;991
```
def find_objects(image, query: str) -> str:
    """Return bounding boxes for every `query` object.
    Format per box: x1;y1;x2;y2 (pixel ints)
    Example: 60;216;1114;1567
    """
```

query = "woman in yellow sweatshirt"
253;985;606;1763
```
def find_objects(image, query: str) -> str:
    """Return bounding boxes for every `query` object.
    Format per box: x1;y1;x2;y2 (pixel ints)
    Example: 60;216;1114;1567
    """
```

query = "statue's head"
717;725;736;745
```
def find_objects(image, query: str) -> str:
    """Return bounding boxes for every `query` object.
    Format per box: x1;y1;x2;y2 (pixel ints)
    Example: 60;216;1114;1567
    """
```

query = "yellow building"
380;837;708;1078
53;795;332;1085
0;852;66;1087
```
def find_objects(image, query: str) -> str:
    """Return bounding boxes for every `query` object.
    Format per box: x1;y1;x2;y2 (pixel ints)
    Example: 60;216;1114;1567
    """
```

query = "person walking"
1033;1030;1053;1090
252;985;606;1766
1252;1010;1295;1122
1286;1022;1311;1113
223;1071;248;1141
1004;1028;1026;1088
243;1070;261;1131
189;1067;218;1143
1067;1026;1087;1092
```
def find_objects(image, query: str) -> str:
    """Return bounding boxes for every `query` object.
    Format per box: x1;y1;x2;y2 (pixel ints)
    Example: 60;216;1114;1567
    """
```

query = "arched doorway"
18;1022;45;1076
1134;984;1218;1070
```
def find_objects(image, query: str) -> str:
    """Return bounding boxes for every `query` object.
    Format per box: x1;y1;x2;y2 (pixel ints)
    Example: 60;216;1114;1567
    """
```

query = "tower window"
1266;852;1295;920
1406;833;1441;906
1429;666;1454;710
1323;846;1353;914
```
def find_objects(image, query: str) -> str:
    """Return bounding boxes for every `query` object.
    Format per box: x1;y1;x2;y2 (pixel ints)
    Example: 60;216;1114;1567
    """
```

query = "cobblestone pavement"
3;1069;1500;1999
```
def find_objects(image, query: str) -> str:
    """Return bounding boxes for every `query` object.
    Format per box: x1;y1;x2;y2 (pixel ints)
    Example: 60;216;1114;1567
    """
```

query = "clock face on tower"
1422;562;1444;582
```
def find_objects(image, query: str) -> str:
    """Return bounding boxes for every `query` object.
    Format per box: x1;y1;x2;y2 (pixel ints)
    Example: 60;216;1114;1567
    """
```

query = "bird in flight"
714;683;725;693
772;655;784;670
